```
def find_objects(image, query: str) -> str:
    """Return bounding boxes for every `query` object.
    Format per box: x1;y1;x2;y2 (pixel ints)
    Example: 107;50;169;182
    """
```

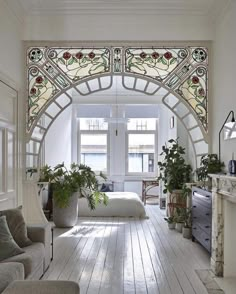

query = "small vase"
228;160;236;174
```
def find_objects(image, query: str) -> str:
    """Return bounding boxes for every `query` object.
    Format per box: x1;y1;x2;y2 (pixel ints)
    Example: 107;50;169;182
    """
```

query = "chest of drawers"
192;186;212;253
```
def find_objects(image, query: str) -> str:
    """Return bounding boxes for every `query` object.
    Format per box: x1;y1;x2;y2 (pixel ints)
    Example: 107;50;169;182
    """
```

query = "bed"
78;192;147;218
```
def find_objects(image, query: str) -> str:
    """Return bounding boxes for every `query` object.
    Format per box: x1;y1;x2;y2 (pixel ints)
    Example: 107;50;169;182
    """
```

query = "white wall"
24;14;213;41
212;1;236;167
45;105;72;168
0;0;24;207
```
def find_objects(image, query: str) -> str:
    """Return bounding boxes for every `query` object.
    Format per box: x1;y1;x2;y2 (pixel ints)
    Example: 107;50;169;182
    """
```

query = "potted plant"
157;138;192;218
182;208;192;239
174;207;185;233
164;216;176;229
195;154;224;188
39;162;108;227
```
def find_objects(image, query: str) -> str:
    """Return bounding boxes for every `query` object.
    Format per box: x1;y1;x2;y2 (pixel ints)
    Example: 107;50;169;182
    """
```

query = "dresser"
192;186;212;253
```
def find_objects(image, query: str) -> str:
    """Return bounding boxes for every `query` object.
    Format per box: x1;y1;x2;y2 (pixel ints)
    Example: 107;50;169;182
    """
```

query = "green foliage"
174;207;191;227
157;138;192;193
164;216;175;224
196;154;224;182
39;162;108;209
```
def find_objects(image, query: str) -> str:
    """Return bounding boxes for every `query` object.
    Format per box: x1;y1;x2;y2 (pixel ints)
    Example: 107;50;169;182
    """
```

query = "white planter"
168;222;176;229
182;227;191;239
176;222;184;233
53;192;79;228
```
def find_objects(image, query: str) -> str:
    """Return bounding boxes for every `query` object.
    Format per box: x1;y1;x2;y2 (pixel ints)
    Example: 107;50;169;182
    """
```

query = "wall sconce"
218;110;235;162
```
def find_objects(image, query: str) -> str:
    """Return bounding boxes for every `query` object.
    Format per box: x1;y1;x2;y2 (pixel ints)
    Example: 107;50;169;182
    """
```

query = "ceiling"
17;0;229;17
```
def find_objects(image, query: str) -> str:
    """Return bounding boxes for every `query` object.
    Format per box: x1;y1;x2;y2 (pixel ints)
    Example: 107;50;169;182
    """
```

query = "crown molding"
17;0;221;17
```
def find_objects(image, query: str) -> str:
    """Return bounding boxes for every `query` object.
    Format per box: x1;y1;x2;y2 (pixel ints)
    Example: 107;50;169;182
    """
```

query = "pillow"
0;216;24;262
0;206;32;247
100;183;113;192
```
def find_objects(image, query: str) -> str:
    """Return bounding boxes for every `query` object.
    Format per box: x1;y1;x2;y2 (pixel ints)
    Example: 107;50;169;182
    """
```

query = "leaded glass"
44;63;70;88
28;66;59;130
125;48;188;81
27;47;46;66
113;48;122;73
176;66;208;130
47;48;111;81
26;45;208;135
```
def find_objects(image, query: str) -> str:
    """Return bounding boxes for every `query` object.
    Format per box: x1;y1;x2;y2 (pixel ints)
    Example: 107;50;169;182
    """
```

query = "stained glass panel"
125;48;189;81
47;48;111;81
176;66;208;130
26;45;208;134
28;66;60;130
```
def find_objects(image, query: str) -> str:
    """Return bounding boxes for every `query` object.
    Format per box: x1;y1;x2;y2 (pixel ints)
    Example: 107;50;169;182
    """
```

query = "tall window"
127;119;157;174
79;118;108;172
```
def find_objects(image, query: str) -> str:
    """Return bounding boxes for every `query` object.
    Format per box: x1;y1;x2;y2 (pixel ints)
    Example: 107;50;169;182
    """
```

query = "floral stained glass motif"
47;48;111;81
176;67;208;130
28;66;59;129
26;45;208;134
125;48;188;81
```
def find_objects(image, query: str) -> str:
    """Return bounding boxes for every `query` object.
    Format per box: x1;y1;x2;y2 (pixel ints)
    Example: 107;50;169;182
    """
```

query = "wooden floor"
42;205;211;294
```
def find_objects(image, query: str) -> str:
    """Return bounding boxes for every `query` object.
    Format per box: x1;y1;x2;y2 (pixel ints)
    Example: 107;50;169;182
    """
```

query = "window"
127;119;157;174
79;118;108;172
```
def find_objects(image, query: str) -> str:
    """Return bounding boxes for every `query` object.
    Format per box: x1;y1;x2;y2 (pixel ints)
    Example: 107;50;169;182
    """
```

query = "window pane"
80;134;107;172
128;134;155;173
127;118;156;130
80;118;108;130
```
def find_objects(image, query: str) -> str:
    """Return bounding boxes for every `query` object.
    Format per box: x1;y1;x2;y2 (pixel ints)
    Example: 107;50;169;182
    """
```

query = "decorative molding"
18;0;228;18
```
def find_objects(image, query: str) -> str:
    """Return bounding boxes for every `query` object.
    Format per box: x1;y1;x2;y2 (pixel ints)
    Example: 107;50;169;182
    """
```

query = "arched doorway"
26;45;209;170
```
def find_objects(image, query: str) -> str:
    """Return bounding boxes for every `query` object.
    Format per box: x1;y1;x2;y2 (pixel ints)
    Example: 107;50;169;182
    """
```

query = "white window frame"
77;120;110;175
125;119;158;177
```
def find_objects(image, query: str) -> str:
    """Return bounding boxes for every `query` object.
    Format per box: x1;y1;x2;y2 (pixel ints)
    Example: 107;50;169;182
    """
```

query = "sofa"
0;207;51;293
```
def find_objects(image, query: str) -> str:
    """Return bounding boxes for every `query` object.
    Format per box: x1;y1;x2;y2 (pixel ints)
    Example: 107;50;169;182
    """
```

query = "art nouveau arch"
26;46;209;169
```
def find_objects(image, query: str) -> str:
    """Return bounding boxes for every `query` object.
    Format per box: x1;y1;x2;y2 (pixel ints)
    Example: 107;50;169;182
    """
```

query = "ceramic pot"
182;227;191;239
168;222;176;229
176;222;184;233
53;192;79;228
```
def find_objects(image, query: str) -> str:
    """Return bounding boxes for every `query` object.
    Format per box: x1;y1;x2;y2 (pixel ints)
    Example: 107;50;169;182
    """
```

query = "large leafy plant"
157;139;192;194
39;162;108;209
196;154;224;183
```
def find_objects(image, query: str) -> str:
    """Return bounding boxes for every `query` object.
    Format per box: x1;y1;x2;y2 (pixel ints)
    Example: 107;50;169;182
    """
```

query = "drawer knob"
206;213;210;216
205;238;210;241
193;205;196;208
193;216;197;219
205;225;210;228
193;227;197;230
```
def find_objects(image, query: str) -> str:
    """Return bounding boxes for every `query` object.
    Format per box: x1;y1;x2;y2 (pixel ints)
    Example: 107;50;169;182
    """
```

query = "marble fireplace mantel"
209;173;236;277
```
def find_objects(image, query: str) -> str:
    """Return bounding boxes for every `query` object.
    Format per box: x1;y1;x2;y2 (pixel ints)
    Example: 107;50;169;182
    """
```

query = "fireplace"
210;174;236;277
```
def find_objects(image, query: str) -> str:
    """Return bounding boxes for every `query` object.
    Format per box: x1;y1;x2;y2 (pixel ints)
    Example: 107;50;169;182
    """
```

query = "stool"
2;280;80;294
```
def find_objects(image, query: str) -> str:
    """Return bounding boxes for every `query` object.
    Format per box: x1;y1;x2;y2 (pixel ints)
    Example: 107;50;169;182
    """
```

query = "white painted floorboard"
43;205;211;294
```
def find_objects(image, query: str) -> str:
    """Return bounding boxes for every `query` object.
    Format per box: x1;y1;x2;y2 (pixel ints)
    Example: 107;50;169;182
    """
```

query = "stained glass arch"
26;45;209;169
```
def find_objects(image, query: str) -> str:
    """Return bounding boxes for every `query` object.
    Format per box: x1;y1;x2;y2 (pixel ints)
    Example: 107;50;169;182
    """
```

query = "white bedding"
78;192;147;218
